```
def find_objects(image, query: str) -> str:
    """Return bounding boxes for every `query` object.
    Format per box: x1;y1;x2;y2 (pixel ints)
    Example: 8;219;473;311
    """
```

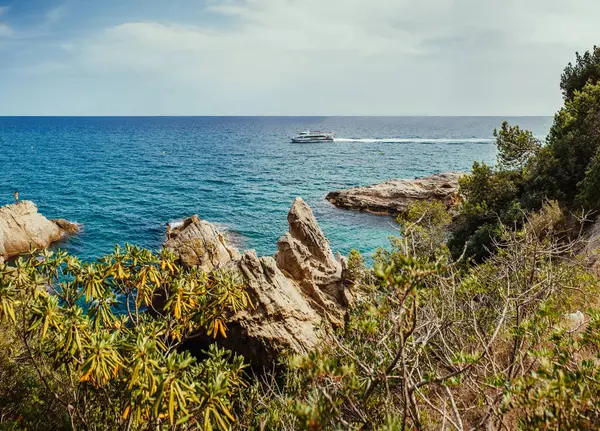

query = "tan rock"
165;197;348;368
0;201;78;258
164;216;241;272
53;218;80;235
275;198;347;326
326;171;464;215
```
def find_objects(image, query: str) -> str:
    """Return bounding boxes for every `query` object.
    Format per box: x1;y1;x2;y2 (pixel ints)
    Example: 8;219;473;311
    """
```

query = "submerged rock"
165;197;348;368
326;172;464;215
0;201;79;259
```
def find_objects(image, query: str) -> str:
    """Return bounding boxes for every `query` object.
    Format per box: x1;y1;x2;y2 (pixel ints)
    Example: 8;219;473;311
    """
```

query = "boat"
291;130;334;143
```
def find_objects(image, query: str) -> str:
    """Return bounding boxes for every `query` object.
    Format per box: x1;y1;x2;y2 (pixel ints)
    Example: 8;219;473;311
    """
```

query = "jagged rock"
275;198;347;326
166;197;348;368
0;201;78;259
164;215;241;272
326;172;464;215
53;219;80;234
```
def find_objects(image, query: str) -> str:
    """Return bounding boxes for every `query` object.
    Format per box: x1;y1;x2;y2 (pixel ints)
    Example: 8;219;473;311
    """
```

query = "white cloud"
0;23;11;37
45;4;68;26
7;0;600;115
0;6;12;37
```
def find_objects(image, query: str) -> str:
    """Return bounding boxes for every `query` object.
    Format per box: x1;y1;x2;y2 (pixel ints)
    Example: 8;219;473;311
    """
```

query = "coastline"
326;172;464;216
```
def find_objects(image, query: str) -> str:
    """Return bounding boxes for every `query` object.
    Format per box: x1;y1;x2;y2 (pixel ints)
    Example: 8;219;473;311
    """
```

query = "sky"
0;0;599;116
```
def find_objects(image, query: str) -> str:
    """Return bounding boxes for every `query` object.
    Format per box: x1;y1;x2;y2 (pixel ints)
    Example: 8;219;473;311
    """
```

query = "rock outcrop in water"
326;171;464;215
0;201;79;259
165;197;349;368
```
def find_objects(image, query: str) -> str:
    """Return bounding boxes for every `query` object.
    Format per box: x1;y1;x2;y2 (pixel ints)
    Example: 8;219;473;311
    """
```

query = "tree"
560;46;600;101
536;81;600;209
450;46;600;260
494;121;541;171
448;162;525;261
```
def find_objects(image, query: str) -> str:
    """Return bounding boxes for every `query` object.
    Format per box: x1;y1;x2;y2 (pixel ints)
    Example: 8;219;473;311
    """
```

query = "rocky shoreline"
0;201;79;261
0;184;463;364
326;171;464;215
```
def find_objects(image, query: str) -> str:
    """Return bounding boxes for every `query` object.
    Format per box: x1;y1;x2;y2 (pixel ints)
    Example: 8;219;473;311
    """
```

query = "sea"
0;116;553;262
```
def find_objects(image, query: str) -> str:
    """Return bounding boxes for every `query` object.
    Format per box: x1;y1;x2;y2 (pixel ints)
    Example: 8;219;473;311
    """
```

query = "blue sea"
0;117;553;261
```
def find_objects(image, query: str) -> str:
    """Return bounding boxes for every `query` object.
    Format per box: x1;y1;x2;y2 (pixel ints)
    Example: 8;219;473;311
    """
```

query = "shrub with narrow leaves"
0;245;249;430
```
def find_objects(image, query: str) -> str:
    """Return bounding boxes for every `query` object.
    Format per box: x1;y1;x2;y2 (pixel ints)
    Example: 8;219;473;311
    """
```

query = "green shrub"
237;202;598;430
448;162;526;261
0;246;249;430
450;47;600;261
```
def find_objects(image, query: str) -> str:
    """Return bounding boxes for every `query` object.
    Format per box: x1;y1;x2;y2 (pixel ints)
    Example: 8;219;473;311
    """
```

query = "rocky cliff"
0;201;79;260
165;197;349;368
326;172;464;215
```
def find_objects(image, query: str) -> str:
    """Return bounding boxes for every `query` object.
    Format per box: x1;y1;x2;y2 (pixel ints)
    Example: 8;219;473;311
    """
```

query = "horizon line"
0;114;554;118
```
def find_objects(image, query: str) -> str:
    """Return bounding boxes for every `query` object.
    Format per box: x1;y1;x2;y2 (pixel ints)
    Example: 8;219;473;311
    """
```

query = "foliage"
346;249;367;285
448;161;526;261
507;314;600;430
0;245;249;430
494;121;541;171
560;45;600;101
533;81;600;209
235;201;598;430
396;200;451;259
450;46;600;260
2;198;600;431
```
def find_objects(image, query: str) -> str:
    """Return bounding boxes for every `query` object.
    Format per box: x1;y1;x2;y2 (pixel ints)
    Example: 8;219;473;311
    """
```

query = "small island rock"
326;171;464;215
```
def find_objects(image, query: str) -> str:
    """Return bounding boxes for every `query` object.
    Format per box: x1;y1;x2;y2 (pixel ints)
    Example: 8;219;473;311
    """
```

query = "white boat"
291;130;334;143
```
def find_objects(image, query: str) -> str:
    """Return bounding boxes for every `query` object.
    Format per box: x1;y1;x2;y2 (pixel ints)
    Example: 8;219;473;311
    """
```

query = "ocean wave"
333;137;496;144
168;219;185;229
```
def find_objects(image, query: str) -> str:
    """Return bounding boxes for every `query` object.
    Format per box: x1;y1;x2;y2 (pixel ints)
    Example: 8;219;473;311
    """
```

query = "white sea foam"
333;137;496;144
168;219;184;229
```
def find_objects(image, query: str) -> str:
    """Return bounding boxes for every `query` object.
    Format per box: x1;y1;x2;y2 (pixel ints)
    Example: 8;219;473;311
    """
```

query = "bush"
451;47;600;260
507;312;600;429
234;202;598;430
0;246;249;430
448;162;526;261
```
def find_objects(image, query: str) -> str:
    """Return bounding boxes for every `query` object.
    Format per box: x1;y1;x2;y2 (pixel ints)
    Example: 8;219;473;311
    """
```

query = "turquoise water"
0;117;553;261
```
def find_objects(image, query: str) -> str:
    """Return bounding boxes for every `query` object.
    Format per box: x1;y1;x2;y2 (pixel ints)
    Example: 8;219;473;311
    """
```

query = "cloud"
0;23;11;36
5;0;600;115
0;6;12;37
45;4;68;26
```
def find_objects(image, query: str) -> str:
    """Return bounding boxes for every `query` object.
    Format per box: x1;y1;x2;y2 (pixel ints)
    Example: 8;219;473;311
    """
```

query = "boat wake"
333;137;496;144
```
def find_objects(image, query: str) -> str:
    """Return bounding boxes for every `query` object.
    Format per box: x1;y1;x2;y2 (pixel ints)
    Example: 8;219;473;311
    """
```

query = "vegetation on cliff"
449;46;600;261
2;46;600;430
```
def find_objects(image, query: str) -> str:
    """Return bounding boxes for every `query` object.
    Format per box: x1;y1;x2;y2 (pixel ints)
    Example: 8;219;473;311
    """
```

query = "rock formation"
165;197;348;368
164;215;241;272
0;201;79;259
326;172;464;215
